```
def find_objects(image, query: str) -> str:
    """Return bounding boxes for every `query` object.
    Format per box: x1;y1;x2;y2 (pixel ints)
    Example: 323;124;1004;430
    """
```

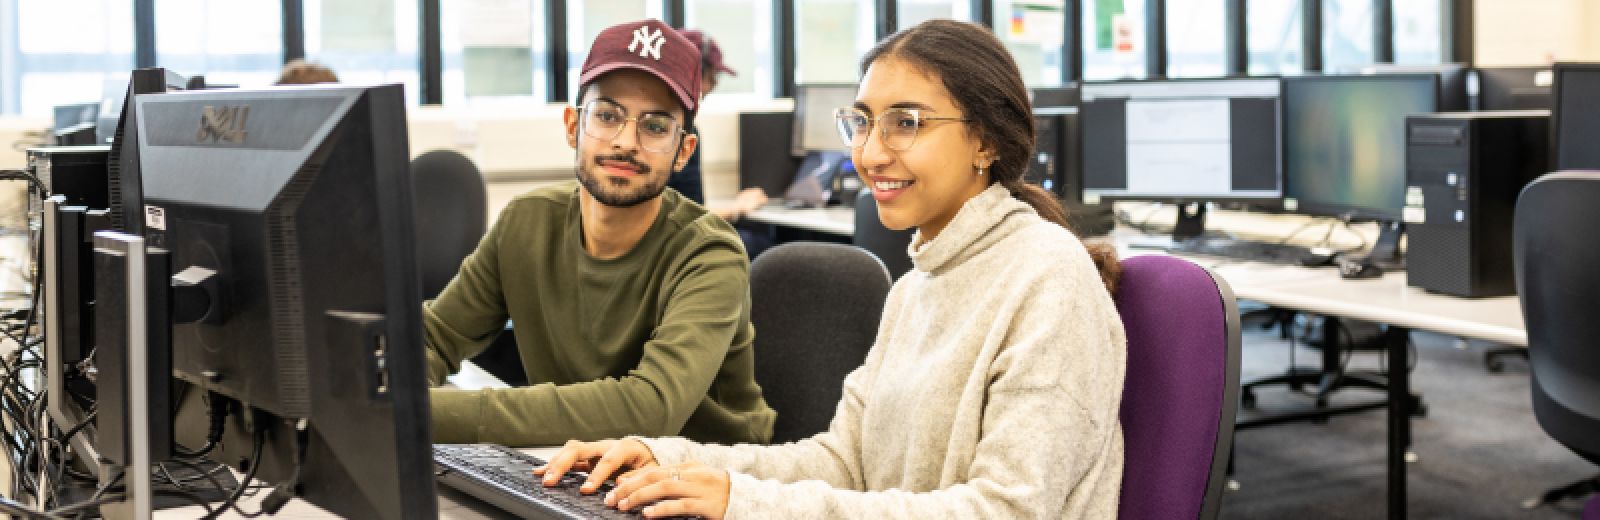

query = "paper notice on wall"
1009;4;1065;46
1112;13;1136;54
461;0;533;47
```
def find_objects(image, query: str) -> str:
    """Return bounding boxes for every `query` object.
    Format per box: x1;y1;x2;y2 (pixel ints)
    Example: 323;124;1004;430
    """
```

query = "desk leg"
1386;326;1411;520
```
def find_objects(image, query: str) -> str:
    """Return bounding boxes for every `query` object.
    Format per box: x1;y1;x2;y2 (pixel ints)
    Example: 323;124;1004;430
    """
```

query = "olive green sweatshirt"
424;181;774;447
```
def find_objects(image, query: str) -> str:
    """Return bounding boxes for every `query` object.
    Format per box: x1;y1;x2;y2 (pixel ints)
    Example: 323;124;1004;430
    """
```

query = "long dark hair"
861;19;1121;293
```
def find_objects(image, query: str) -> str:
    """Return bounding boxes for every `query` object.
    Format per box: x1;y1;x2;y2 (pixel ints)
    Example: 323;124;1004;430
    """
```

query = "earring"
977;166;986;176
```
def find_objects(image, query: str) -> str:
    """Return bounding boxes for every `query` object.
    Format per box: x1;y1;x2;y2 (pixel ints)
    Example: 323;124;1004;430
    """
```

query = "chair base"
1522;474;1600;510
1484;347;1529;373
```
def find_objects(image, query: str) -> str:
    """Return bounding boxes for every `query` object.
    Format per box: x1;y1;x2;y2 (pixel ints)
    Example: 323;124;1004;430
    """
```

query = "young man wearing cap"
423;19;775;447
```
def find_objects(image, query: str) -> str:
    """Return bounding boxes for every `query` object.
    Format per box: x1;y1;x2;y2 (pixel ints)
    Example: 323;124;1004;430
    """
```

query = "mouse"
1337;257;1384;279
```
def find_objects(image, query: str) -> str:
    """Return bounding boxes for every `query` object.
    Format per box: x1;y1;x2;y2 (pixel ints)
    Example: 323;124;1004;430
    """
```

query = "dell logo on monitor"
196;105;250;144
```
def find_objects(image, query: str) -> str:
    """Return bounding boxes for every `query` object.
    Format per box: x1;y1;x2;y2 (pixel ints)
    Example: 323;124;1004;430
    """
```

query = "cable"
158;459;232;494
0;494;49;519
200;426;266;520
57;409;96;445
73;469;124;520
173;396;228;459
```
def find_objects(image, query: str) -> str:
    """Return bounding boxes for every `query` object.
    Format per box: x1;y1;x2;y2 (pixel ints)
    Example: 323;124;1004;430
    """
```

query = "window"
565;0;659;103
794;0;877;84
440;0;546;105
1165;0;1225;77
1322;0;1373;72
1082;0;1146;80
306;0;421;103
1246;0;1300;75
685;0;775;98
896;0;971;31
994;0;1066;87
155;0;284;87
1;0;136;116
1393;0;1442;65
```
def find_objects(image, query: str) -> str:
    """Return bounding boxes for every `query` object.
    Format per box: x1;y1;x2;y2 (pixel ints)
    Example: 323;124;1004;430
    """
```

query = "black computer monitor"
790;84;857;156
1032;84;1081;108
105;68;189;233
1282;74;1439;221
134;84;436;518
1552;63;1600;171
1352;63;1469;111
1476;66;1554;111
1079;78;1283;204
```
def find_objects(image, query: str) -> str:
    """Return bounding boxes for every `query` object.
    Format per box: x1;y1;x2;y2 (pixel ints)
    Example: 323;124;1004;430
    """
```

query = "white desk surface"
1116;239;1528;347
716;199;855;236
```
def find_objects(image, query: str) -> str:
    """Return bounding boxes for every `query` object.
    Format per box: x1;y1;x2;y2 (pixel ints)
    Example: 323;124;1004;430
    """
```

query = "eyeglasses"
578;99;685;154
834;107;970;151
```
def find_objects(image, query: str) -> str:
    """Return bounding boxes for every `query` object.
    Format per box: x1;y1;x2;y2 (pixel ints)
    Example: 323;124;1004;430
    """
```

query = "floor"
1221;312;1595;519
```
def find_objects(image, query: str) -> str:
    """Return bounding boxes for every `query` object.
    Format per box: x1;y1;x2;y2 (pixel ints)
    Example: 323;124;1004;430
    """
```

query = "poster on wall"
1095;0;1124;50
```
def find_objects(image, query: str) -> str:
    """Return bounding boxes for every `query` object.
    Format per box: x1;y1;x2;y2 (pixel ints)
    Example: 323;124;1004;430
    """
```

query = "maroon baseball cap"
679;29;738;77
579;19;702;113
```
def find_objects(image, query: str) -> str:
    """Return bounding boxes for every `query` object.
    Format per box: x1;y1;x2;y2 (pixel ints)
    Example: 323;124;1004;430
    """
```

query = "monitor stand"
1172;203;1208;241
1357;220;1405;269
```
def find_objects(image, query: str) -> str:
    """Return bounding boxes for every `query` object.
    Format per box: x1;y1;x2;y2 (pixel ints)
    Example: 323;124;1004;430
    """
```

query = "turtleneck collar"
907;182;1036;274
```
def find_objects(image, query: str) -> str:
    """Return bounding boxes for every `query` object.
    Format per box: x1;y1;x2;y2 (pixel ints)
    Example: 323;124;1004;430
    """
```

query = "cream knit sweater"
639;183;1127;518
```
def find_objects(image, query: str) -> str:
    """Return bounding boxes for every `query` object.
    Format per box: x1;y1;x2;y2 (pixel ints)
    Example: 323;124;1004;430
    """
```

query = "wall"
1475;0;1600;65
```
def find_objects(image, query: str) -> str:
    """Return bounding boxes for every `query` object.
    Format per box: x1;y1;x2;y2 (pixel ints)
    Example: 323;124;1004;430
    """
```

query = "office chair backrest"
1514;171;1600;466
1115;255;1241;520
750;242;891;443
852;190;915;280
411;149;488;299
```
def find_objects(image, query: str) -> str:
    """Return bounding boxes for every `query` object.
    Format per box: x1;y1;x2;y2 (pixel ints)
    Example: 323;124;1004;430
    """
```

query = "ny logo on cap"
628;25;666;61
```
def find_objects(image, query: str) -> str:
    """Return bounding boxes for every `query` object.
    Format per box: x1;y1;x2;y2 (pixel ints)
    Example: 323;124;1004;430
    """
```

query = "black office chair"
411;150;525;385
851;190;914;281
1513;172;1600;511
411;149;487;299
750;242;892;443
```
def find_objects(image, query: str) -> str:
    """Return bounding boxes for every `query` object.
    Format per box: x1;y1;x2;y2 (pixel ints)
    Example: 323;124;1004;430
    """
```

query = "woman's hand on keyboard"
536;438;659;494
606;462;730;520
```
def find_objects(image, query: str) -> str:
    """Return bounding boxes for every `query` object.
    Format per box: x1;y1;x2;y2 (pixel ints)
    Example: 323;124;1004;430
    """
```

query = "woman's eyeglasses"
834;107;969;151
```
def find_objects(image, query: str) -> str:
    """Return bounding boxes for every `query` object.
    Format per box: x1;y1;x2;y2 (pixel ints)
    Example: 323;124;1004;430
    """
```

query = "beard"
576;152;668;208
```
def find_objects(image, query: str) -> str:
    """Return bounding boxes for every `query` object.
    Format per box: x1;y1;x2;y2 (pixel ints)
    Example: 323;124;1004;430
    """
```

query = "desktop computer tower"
1405;111;1549;297
1034;109;1115;236
27;146;110;209
1028;109;1070;194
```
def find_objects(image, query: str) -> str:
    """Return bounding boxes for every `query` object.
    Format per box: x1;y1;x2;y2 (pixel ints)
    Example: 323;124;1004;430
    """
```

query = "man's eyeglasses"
834;107;970;151
578;99;685;154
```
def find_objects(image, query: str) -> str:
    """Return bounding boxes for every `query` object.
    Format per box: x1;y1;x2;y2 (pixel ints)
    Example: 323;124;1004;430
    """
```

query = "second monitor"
1282;73;1440;221
1080;78;1283;203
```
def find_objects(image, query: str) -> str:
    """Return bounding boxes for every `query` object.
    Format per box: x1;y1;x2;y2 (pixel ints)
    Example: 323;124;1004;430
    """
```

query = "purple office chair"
1116;255;1242;520
1587;496;1599;520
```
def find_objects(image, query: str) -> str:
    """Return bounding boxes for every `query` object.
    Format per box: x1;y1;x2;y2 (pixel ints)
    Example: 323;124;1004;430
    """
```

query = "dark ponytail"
862;20;1121;294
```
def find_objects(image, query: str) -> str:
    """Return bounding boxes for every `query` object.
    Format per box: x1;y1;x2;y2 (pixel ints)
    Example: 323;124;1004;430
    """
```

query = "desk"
712;199;855;237
1122;241;1526;520
150;446;564;519
144;360;543;519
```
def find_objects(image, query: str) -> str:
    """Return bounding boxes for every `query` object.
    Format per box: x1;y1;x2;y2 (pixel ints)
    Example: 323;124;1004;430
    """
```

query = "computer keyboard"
435;443;678;520
1166;238;1323;265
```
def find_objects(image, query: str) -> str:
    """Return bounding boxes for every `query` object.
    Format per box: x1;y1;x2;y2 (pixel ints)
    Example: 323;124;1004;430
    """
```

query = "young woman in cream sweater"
536;19;1127;519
